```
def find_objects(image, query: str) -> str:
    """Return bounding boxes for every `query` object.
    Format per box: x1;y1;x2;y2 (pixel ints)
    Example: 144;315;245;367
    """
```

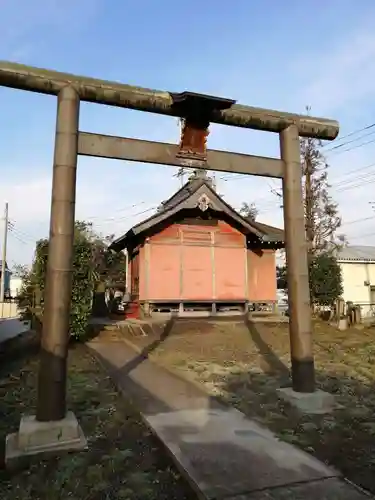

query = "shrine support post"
36;86;80;421
280;125;315;393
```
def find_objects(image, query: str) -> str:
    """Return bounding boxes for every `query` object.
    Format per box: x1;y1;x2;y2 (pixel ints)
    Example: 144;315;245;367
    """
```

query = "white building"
337;245;375;317
10;276;23;298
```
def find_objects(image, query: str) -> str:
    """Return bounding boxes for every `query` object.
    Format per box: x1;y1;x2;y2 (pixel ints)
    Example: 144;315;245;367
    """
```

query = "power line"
5;202;156;242
350;230;375;241
8;221;36;241
219;158;375;210
21;200;154;233
323;129;375;153
92;206;158;226
326;137;375;157
341;215;375;227
322;122;375;148
332;171;375;189
8;228;29;245
219;134;375;188
334;176;375;194
331;161;375;181
220;126;375;184
8;129;375;235
86;201;148;221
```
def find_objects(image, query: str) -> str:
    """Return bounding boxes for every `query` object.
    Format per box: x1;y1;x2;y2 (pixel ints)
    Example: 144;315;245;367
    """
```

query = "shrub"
19;223;96;340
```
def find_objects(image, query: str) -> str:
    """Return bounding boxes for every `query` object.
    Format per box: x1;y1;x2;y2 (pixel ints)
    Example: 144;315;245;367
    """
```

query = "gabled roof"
242;217;285;243
110;176;284;251
336;245;375;262
158;176;209;211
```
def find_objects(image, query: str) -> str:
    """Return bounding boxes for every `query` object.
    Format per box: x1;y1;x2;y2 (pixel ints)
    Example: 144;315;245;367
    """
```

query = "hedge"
25;226;96;340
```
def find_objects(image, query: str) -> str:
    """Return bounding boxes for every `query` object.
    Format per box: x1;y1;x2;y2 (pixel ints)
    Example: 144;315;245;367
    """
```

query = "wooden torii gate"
0;62;339;455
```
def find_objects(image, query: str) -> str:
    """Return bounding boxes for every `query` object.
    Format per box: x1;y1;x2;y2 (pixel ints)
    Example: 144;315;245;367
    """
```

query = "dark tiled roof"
110;177;284;251
158;177;211;212
156;177;283;239
243;218;284;241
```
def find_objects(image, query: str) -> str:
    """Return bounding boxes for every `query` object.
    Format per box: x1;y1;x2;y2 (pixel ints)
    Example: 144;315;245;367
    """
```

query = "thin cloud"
299;28;375;114
0;0;100;59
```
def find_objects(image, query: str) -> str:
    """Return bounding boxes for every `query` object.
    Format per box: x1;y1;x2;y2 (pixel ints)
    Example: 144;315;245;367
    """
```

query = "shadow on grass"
118;317;175;377
1;319;374;498
87;328;375;499
244;317;290;377
0;343;197;500
89;339;367;500
213;320;375;495
0;331;40;379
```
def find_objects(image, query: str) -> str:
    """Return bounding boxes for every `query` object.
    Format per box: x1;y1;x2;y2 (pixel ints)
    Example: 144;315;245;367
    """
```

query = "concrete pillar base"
276;387;338;414
5;411;87;465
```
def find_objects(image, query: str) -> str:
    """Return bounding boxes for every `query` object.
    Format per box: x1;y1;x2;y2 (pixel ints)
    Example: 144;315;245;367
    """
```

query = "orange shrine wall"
247;249;277;302
135;221;277;302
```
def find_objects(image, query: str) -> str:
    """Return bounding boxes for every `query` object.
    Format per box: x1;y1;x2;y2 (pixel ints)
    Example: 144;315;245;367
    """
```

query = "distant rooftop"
337;245;375;261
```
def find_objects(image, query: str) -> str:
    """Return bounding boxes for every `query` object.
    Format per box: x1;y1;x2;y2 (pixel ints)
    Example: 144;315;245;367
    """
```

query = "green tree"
18;221;126;339
276;265;287;290
30;225;94;339
309;253;343;306
276;254;343;307
16;264;36;317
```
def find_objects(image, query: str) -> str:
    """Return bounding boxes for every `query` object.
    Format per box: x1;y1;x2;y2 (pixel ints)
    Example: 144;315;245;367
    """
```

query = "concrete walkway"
0;318;31;344
88;340;372;499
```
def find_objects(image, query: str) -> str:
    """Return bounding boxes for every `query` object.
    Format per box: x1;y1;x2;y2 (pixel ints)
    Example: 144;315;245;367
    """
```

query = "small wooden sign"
178;118;209;161
171;92;235;163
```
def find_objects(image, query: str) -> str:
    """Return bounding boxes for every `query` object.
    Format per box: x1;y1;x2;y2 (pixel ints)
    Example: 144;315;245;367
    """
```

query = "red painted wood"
124;301;140;319
136;219;277;303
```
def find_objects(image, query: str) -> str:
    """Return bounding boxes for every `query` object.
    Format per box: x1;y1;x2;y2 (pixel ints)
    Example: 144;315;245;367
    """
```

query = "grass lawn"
129;319;375;495
0;333;196;500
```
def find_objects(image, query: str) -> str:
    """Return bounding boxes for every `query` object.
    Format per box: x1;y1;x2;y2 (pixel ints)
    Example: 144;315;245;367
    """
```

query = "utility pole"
175;118;187;187
175;167;186;187
0;202;9;303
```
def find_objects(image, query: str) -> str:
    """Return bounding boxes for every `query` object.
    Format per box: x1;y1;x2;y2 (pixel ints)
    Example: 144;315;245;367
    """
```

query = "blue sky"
1;0;375;266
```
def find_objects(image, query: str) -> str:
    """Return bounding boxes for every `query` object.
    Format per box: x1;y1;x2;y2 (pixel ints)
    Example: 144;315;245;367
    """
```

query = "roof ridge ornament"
197;193;211;212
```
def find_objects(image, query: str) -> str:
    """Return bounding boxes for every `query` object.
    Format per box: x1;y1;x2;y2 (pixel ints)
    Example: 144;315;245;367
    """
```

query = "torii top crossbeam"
0;61;339;140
